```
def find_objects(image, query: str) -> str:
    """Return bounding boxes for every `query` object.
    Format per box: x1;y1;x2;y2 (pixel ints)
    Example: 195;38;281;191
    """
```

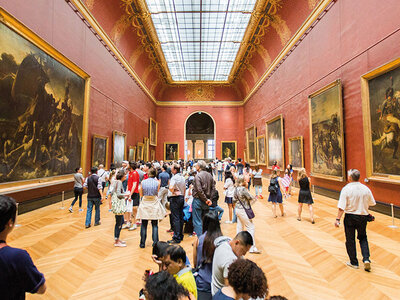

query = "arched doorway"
184;112;215;161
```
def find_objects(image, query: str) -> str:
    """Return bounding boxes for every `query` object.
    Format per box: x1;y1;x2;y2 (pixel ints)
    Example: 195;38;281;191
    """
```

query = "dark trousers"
140;220;159;247
114;215;124;239
71;187;83;208
344;213;370;266
85;197;101;227
170;195;185;242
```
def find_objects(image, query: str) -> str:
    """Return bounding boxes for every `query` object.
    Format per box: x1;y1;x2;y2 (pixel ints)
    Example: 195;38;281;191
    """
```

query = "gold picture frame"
128;146;136;162
137;142;144;161
221;141;237;161
266;115;285;169
150;149;155;161
149;117;158;146
256;135;266;165
112;131;127;167
0;8;90;190
309;79;345;181
246;126;257;164
361;57;400;184
288;136;304;170
92;135;109;168
164;142;179;161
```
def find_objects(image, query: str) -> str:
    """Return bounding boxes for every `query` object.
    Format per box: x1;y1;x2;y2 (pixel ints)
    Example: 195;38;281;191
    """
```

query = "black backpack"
211;189;219;207
268;177;279;194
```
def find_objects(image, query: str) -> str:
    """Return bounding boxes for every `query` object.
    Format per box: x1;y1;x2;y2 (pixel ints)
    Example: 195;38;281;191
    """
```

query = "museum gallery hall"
0;0;400;299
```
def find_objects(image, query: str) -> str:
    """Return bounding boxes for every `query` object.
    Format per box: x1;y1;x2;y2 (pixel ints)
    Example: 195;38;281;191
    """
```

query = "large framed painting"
149;118;158;146
112;131;126;167
244;149;248;163
266;115;285;169
288;136;304;169
309;79;345;181
150;149;155;161
164;142;179;161
0;8;90;187
246;126;257;163
256;136;266;165
128;146;136;162
137;142;144;161
361;58;400;183
92;135;109;167
143;137;150;161
221;141;237;160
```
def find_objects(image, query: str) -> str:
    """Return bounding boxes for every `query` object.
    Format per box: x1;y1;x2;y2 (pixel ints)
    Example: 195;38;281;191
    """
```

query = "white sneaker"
114;242;127;247
129;224;137;231
250;246;261;254
68;207;73;213
346;262;359;269
79;208;83;212
122;223;131;229
224;220;232;224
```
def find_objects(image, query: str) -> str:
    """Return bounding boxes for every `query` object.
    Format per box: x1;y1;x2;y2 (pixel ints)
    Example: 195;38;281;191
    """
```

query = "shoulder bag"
235;189;255;219
111;183;126;215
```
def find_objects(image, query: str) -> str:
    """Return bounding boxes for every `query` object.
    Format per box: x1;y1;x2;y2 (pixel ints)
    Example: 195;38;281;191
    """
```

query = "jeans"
85;197;101;226
71;187;83;208
170;195;185;242
236;208;256;247
114;215;124;239
209;205;224;220
198;291;212;300
140;220;159;247
217;170;223;181
192;197;210;236
344;214;370;266
255;185;262;196
248;178;251;190
232;207;237;223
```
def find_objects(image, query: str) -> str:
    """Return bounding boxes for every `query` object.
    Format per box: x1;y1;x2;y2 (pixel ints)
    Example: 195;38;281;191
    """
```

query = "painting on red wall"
256;136;266;165
112;131;126;167
221;141;237;161
362;58;400;182
128;146;136;162
288;136;303;169
0;10;89;184
266;115;285;169
246;126;256;164
309;80;345;181
149;118;157;146
164;142;179;161
92;135;108;168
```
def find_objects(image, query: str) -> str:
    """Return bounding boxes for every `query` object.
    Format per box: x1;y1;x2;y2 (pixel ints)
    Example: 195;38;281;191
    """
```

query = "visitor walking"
252;165;263;199
297;168;315;224
168;164;186;244
84;166;104;228
110;170;128;247
223;170;235;224
217;160;223;182
124;161;140;231
69;167;84;213
267;170;284;218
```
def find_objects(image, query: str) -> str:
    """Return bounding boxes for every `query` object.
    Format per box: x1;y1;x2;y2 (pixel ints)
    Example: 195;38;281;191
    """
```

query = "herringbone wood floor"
9;179;400;300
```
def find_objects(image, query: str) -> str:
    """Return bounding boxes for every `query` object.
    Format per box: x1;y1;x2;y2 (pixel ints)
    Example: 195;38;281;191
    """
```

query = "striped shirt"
141;178;159;196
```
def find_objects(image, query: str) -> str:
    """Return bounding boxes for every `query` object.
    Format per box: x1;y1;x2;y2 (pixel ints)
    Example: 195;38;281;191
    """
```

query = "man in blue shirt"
0;195;46;299
158;164;170;208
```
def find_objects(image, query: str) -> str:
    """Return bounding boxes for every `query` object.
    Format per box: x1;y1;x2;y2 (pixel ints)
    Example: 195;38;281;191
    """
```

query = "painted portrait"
288;136;303;169
149;118;157;146
221;141;237;160
92;135;108;167
164;142;179;161
137;142;144;161
143;137;149;162
256;136;266;165
362;58;400;181
150;149;155;161
266;115;284;168
128;146;136;162
246;126;256;163
0;12;88;184
309;80;345;180
112;131;126;167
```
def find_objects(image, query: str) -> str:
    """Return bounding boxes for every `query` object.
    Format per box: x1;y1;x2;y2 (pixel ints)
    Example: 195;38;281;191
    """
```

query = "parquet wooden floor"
9;179;400;300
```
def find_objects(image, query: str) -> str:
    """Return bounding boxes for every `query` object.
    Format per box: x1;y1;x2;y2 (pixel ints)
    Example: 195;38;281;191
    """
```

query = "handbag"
235;189;255;219
111;184;126;215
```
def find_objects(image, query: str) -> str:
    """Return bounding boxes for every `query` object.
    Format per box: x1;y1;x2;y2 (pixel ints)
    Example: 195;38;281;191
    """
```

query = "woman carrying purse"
111;170;128;247
233;175;261;254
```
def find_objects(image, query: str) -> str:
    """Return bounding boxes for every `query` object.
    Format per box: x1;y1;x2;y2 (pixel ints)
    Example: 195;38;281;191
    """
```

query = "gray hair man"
334;169;376;271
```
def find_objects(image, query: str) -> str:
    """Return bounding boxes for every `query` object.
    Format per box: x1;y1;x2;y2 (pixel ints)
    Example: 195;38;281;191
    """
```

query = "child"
281;169;292;200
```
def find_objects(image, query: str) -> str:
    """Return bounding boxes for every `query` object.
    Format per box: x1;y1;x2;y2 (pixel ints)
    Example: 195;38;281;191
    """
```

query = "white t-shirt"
224;178;235;198
337;182;376;215
185;188;193;206
217;162;223;171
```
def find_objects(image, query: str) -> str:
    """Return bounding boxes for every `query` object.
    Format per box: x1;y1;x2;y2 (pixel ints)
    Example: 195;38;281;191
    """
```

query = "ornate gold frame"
288;136;304;170
361;57;400;184
143;137;150;161
308;79;345;181
150;149;155;161
128;146;136;162
112;130;127;164
0;8;90;190
221;141;237;161
266;115;285;169
246;126;257;164
149;117;158;146
92;135;109;167
137;142;144;161
164;142;180;161
256;135;266;165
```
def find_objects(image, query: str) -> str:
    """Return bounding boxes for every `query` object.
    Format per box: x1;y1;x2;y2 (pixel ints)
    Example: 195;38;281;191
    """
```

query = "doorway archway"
184;111;216;161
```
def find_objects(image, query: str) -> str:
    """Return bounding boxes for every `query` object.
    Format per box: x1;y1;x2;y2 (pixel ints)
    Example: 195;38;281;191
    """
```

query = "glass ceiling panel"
145;0;257;81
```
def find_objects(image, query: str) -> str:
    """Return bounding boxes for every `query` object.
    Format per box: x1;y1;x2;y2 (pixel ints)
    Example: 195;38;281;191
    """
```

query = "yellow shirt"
174;267;197;299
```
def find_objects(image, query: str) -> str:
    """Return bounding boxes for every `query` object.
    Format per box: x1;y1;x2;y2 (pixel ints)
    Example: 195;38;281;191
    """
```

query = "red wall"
244;0;400;206
156;106;244;161
0;0;156;174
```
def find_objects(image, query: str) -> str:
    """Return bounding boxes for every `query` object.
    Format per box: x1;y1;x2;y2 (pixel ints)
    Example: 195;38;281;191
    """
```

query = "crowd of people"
0;154;377;299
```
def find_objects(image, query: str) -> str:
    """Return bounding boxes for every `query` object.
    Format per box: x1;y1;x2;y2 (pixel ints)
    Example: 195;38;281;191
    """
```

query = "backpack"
211;189;219;207
268;177;279;194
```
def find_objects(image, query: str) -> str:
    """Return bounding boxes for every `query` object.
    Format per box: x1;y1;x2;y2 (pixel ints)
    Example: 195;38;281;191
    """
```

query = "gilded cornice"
269;14;291;46
110;13;132;44
185;86;215;102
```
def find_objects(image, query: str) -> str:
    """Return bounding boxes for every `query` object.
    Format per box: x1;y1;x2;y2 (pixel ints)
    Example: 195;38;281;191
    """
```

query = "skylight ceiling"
145;0;257;82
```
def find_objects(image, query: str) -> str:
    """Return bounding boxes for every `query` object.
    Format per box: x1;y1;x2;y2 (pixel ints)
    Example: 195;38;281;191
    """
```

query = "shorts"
126;198;133;213
225;196;233;204
131;193;140;206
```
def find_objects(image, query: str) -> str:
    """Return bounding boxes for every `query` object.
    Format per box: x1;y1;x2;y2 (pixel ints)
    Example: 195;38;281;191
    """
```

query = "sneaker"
129;224;137;231
224;220;232;224
114;242;127;247
346;262;359;269
122;223;131;229
85;224;91;229
167;239;180;244
79;208;83;212
250;246;261;254
166;229;173;233
363;261;371;272
68;207;73;213
94;222;101;226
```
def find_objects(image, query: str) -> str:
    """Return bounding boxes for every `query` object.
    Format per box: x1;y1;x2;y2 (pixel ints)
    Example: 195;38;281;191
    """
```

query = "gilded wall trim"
129;46;144;67
270;14;291;46
156;101;243;107
110;14;132;44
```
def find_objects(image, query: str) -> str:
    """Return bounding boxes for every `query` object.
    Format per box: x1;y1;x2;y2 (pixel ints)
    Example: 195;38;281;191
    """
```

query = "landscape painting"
92;135;108;167
0;14;88;184
113;131;126;167
288;136;303;169
165;142;179;161
149;118;157;146
246;126;256;163
266;115;284;168
309;80;345;181
256;136;266;165
362;58;400;181
221;141;237;160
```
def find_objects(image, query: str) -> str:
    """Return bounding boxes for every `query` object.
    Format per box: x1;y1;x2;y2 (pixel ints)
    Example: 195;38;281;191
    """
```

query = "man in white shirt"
168;164;186;244
335;169;376;271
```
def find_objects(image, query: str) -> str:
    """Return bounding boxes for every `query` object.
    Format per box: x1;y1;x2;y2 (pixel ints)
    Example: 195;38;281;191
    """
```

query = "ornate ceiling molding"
185;86;215;102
